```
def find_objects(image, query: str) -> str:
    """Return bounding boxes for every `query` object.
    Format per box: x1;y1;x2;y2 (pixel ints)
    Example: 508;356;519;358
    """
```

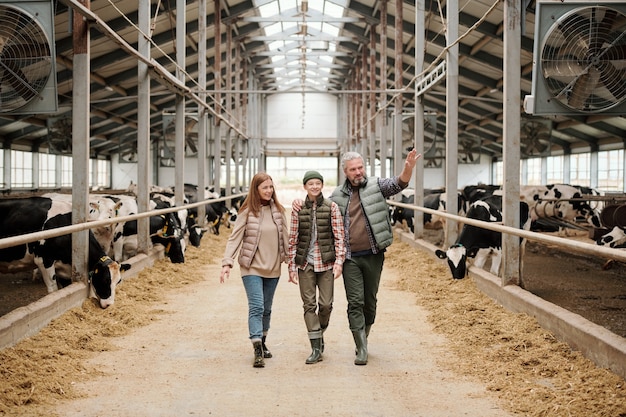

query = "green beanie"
303;170;324;184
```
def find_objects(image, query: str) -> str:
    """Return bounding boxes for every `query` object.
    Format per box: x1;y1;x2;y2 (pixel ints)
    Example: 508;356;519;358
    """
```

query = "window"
492;160;503;185
570;153;590;186
60;156;72;187
526;158;542;185
92;159;110;188
11;150;33;188
39;153;57;187
546;155;563;184
597;149;623;192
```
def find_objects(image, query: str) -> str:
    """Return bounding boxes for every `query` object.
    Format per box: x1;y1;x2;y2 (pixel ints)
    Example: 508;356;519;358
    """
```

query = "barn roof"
0;0;624;163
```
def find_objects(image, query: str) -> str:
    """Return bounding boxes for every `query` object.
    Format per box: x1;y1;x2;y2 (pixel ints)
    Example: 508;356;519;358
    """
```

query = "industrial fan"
520;117;552;157
401;113;442;167
46;115;72;154
0;1;57;114
458;135;481;164
160;112;199;166
525;3;626;115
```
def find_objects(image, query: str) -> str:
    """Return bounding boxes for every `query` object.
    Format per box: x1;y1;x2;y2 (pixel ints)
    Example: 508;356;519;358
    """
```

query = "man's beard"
352;176;365;186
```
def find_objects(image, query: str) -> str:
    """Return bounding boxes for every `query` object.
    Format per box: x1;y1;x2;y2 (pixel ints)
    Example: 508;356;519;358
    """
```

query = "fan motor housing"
526;1;626;116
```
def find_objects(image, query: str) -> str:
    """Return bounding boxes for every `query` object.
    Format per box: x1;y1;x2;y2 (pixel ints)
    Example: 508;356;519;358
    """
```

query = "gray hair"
341;151;364;169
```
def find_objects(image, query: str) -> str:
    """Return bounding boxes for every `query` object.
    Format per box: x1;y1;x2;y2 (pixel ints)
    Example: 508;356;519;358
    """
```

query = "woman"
220;172;288;368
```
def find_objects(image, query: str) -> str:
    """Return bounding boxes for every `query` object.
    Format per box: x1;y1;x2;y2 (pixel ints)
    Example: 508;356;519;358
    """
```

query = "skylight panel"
258;2;279;17
324;2;343;17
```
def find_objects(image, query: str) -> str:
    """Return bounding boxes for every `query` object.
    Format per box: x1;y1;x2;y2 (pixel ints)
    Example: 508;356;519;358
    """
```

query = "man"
332;148;419;365
294;148;420;365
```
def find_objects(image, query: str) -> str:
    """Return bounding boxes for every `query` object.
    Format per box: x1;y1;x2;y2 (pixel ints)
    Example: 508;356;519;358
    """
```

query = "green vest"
331;177;393;251
295;195;336;265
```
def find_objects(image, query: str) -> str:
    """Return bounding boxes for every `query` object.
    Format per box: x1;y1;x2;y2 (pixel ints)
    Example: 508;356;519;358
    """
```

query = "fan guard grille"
541;6;626;113
0;4;53;113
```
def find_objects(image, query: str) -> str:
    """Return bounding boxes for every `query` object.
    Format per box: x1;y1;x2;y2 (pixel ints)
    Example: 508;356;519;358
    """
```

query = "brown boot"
252;341;265;368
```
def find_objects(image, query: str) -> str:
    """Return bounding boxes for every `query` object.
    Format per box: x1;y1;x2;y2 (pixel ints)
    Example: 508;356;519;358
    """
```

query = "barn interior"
0;0;624;183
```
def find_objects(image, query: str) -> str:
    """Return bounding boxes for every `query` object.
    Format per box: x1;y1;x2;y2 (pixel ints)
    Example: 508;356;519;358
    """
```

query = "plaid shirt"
288;200;345;274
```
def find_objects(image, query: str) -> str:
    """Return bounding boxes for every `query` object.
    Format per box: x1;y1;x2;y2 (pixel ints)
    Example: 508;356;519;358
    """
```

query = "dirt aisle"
52;262;512;417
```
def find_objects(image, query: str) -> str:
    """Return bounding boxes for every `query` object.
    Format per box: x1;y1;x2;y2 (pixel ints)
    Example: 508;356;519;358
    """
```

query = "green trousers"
342;252;384;332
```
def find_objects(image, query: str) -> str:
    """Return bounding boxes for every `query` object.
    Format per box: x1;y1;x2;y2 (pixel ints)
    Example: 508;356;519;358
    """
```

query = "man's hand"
292;198;304;212
288;271;299;284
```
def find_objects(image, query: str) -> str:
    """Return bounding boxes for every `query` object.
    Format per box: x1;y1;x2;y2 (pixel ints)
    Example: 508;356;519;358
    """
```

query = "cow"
520;184;601;233
108;194;186;263
435;195;530;279
182;184;232;236
42;192;119;255
392;189;465;232
0;197;130;308
596;226;626;248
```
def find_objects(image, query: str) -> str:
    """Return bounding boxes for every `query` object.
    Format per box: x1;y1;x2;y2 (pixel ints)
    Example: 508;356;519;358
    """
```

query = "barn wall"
266;93;338;138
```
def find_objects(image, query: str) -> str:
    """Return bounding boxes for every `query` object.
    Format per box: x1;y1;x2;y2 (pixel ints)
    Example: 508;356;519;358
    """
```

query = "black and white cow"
0;197;130;308
596;226;626;248
435;195;530;279
520;184;601;232
392;189;465;232
182;184;234;237
114;196;186;263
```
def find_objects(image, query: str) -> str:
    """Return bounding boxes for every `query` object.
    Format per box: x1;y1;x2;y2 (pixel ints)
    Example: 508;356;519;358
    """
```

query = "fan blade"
568;68;601;109
558;12;590;56
590;9;618;53
598;61;626;101
543;60;586;78
185;137;197;154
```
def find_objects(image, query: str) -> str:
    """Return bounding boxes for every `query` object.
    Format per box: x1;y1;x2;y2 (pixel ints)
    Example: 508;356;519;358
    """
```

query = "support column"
137;0;151;253
502;0;522;286
197;0;208;225
71;0;90;283
445;0;460;248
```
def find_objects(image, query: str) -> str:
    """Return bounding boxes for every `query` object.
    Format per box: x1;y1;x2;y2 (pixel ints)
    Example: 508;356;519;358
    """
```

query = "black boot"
262;335;272;358
320;326;327;353
252;341;265;368
352;329;368;365
365;324;372;338
305;338;323;364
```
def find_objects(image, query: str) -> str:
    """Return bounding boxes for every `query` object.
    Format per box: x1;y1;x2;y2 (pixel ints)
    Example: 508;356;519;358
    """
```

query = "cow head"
153;212;186;263
435;244;468;279
90;255;131;308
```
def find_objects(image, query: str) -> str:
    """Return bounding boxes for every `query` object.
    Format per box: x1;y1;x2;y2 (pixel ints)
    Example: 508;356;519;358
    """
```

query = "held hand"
333;264;343;280
220;266;230;283
288;271;299;284
292;198;303;212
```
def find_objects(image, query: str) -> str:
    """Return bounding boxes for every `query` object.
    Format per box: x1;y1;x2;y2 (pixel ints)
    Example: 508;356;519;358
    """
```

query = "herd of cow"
2;179;622;310
392;183;621;280
0;184;241;309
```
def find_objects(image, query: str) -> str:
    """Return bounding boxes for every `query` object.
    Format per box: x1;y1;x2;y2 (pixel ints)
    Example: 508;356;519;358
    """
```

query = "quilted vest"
331;177;393;251
295;195;335;265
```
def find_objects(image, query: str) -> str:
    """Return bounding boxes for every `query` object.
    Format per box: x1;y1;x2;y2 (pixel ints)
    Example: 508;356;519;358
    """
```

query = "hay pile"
1;229;625;416
387;237;626;417
0;232;227;416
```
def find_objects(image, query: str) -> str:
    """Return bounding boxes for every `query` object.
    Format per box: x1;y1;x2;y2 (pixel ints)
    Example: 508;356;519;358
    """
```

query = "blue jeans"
241;275;280;341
